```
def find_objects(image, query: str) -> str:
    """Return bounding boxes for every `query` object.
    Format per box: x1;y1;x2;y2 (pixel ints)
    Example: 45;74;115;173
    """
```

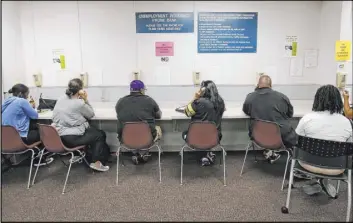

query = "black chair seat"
294;162;347;180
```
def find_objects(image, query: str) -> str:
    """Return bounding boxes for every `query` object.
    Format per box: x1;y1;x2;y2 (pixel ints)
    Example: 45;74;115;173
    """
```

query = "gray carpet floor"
1;151;352;222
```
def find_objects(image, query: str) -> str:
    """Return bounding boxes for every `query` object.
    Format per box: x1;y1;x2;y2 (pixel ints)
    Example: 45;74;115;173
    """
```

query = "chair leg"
221;147;227;186
158;146;162;183
116;147;121;186
346;169;352;222
32;149;45;186
336;180;341;194
27;150;35;189
281;159;296;214
180;146;185;185
62;152;74;194
240;143;251;176
281;150;291;191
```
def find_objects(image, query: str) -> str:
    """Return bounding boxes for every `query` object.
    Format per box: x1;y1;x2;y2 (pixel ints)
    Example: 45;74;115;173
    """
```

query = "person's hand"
79;90;88;102
29;96;36;108
194;90;202;100
343;90;350;99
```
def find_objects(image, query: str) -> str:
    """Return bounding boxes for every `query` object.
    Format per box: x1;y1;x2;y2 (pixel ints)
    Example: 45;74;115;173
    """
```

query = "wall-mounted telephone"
133;70;141;80
80;72;88;88
193;71;201;86
336;72;347;90
33;73;42;87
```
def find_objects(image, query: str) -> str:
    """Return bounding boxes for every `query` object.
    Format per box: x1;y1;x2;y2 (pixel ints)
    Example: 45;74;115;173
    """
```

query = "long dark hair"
65;78;83;97
312;84;343;114
8;84;29;99
201;80;225;117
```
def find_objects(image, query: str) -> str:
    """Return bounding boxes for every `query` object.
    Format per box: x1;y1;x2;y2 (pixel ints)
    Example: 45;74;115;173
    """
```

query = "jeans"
61;127;110;165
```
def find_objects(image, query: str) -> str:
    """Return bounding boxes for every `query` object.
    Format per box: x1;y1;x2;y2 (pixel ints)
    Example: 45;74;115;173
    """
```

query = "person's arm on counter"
79;91;95;119
242;93;253;116
343;90;353;119
151;98;162;119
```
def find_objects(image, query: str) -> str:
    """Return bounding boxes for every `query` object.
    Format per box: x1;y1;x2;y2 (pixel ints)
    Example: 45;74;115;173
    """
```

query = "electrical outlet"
193;71;201;85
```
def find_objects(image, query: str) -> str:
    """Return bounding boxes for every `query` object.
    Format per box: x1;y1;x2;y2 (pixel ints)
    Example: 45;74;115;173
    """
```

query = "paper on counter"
290;57;303;77
304;50;318;68
153;66;171;85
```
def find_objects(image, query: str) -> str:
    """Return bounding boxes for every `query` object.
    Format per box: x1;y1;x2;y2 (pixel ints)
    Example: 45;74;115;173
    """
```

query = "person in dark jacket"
183;80;226;166
115;80;162;165
242;75;297;163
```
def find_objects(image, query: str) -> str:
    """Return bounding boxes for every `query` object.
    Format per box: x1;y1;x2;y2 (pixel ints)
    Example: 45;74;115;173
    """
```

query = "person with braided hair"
295;84;353;197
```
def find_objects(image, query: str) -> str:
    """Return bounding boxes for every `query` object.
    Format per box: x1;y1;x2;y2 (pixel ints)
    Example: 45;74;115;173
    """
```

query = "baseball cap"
130;80;145;92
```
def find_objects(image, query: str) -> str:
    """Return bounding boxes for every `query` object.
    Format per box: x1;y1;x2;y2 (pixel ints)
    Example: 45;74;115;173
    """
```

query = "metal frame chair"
180;121;227;186
240;119;292;191
281;135;353;222
32;124;88;194
116;122;162;185
1;125;41;189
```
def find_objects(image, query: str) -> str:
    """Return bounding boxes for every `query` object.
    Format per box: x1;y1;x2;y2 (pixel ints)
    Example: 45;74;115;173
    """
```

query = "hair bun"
8;89;13;94
65;88;73;96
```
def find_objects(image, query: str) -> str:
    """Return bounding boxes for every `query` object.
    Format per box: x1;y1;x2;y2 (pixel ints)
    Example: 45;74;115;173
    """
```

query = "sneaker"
319;179;337;198
33;157;54;167
201;157;211;166
207;152;216;164
89;161;109;172
132;155;139;165
302;181;322;195
269;153;281;164
140;153;151;163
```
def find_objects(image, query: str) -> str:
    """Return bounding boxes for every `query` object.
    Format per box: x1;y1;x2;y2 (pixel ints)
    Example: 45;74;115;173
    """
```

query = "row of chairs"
1;120;352;221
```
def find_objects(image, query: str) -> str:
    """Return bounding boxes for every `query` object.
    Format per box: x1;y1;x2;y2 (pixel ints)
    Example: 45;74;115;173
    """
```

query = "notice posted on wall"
284;36;298;57
52;49;66;70
155;42;174;56
197;12;258;53
335;40;351;61
136;12;194;33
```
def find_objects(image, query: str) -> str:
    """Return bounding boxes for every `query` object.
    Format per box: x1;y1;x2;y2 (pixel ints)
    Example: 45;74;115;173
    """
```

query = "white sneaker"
89;161;109;172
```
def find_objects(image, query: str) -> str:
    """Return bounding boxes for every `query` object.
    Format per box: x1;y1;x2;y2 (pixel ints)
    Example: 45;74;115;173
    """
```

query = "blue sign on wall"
136;12;194;33
198;12;258;53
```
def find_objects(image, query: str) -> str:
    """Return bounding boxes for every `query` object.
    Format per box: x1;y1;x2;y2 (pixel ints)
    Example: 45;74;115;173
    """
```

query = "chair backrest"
38;124;65;153
121;122;153;150
251;119;283;150
1;126;26;153
294;135;353;169
187;121;219;150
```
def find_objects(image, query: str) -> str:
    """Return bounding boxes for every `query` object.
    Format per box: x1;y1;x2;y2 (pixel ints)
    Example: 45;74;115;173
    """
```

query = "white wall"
317;1;342;85
2;1;26;91
340;1;352;85
15;1;323;87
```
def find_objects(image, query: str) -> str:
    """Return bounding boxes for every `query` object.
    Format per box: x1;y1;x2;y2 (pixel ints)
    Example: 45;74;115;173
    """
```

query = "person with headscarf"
183;80;226;166
115;80;162;165
52;78;110;172
2;83;54;166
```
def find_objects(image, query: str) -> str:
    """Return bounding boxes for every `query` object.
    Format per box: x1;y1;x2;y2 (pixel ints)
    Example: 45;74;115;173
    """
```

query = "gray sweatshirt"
52;95;95;136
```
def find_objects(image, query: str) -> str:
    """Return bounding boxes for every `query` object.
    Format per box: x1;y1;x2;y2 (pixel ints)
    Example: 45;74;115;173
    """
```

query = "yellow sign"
335;41;351;61
291;42;297;56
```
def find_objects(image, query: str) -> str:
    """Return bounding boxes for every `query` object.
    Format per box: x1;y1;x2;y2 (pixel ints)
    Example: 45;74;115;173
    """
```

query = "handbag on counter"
37;93;57;111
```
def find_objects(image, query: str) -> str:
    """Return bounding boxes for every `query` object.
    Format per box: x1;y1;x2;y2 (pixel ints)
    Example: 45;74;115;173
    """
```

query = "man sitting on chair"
115;80;162;165
242;75;297;163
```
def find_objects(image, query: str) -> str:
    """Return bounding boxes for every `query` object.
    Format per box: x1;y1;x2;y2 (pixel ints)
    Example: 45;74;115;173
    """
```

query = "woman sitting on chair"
182;80;225;166
295;85;353;198
2;84;54;166
52;78;110;172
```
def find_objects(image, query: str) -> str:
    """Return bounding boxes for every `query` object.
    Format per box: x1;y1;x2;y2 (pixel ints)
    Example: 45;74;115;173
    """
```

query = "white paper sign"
290;57;303;77
304;50;318;68
284;36;298;57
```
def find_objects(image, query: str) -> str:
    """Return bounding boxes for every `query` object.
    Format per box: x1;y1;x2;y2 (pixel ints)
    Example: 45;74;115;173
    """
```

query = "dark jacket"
242;87;297;147
115;93;161;141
